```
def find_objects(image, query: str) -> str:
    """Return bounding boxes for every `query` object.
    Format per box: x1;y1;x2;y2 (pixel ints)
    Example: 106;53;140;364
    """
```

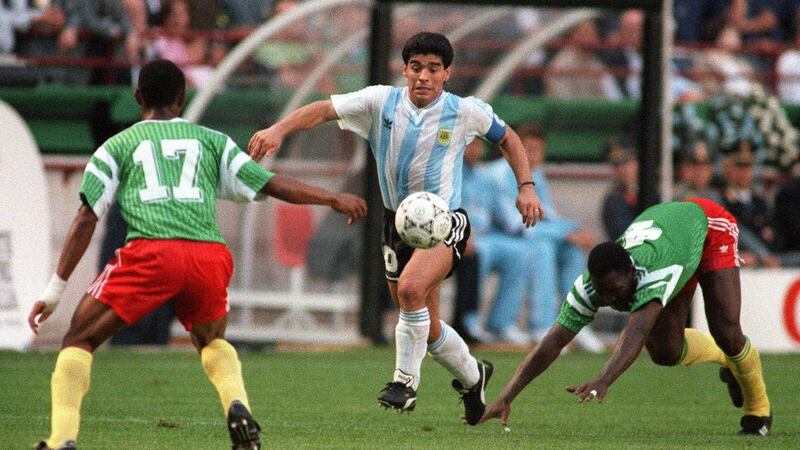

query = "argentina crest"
436;127;452;145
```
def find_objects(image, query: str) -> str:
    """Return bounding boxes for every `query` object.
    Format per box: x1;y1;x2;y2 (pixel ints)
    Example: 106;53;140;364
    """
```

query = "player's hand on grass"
332;193;367;224
567;380;608;403
247;127;283;162
28;300;53;335
479;398;511;426
515;187;543;228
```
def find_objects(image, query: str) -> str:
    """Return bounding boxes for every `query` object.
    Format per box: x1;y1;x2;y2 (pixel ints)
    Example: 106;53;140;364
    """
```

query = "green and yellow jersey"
80;118;274;244
557;201;709;333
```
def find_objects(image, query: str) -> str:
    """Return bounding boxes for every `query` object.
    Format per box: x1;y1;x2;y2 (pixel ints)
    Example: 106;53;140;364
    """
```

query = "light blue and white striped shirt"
331;85;506;210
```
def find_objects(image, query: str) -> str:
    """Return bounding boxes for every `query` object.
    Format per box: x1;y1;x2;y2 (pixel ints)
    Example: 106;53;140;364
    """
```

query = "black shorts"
382;207;471;281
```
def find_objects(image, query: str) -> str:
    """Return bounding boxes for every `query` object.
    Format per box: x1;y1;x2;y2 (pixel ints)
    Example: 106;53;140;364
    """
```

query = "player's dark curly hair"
138;59;185;109
402;32;454;68
588;241;633;278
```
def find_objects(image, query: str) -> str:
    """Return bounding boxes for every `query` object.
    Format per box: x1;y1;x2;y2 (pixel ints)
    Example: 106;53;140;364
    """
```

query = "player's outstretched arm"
497;126;543;228
261;174;367;224
28;204;98;334
247;100;340;162
566;300;662;403
480;324;576;426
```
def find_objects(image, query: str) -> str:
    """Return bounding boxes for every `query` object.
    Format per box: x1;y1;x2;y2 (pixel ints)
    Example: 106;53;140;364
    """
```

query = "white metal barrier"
223;289;361;344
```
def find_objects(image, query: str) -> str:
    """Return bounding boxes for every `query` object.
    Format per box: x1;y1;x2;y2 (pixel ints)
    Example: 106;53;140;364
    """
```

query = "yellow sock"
201;339;250;414
678;329;727;366
726;338;770;417
47;347;92;448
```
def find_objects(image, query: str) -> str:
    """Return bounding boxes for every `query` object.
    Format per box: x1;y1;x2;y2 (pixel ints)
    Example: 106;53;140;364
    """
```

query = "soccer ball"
395;192;452;249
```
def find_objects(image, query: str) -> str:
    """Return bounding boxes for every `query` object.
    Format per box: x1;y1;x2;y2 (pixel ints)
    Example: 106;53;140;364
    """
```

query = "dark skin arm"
28;204;98;333
260;174;367;224
480;323;576;426
566;300;663;402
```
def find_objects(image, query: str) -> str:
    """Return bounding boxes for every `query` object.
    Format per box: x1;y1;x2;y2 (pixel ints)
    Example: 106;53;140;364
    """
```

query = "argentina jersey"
331;85;506;210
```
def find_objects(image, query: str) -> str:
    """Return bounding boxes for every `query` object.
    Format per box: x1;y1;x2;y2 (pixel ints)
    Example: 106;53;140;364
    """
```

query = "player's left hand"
566;379;608;403
515;187;543;228
28;300;53;335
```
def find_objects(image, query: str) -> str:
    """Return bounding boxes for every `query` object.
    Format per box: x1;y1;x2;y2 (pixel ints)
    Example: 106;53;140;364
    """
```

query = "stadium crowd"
3;1;800;96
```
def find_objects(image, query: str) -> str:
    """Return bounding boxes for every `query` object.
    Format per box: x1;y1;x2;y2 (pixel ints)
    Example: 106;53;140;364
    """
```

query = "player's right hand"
479;398;511;426
247;127;284;162
332;193;367;224
28;300;53;335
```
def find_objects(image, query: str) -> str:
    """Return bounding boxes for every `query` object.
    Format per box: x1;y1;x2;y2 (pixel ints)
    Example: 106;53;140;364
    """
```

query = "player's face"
592;269;637;311
403;54;451;108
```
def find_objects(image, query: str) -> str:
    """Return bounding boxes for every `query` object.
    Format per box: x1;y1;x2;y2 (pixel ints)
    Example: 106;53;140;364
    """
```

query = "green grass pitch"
1;348;797;449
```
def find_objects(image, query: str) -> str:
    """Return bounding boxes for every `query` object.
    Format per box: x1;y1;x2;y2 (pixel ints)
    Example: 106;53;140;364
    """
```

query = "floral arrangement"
704;85;800;174
672;101;710;157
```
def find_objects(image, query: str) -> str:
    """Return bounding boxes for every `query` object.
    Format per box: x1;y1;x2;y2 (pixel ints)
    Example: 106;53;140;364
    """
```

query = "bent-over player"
481;198;771;436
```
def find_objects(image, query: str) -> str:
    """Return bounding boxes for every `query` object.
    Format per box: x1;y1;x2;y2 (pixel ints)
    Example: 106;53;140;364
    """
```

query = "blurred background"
1;0;799;353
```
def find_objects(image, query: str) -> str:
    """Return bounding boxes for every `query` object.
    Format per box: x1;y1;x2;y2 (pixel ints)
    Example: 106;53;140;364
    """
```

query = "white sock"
394;308;430;390
428;320;480;388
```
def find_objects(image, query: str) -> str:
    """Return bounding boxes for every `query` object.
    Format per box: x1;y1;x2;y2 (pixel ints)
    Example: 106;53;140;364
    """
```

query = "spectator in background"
545;19;622;100
72;0;139;85
773;174;800;266
121;0;150;81
693;25;755;97
673;0;714;43
219;0;273;30
510;8;552;95
517;124;597;343
150;0;225;87
719;0;788;45
601;140;639;241
0;0;63;85
718;141;781;267
0;0;63;55
454;140;500;344
483;125;602;349
604;9;643;99
14;0;88;84
776;20;800;104
673;140;720;201
603;9;704;102
467;149;530;344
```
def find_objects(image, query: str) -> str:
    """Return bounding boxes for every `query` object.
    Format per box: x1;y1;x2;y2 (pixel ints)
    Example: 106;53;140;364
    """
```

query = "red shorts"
681;198;741;291
88;239;233;331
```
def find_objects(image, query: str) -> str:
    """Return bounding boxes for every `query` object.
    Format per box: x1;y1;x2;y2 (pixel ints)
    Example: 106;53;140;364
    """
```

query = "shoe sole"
377;397;416;412
720;367;744;408
229;416;260;450
228;402;261;450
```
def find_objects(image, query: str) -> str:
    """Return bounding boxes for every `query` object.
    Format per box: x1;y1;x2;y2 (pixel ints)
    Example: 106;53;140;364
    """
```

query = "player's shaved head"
588;241;632;278
137;59;186;109
402;32;453;68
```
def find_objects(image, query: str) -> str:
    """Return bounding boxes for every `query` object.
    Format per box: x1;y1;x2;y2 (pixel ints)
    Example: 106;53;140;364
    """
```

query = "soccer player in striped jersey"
248;32;543;424
27;59;367;450
480;198;772;436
